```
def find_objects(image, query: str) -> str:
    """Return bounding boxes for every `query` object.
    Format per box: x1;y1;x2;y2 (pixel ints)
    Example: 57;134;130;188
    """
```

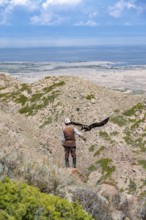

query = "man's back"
63;125;76;147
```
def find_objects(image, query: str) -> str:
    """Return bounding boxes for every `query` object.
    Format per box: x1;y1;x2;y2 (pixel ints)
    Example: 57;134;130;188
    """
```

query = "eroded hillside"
0;73;146;194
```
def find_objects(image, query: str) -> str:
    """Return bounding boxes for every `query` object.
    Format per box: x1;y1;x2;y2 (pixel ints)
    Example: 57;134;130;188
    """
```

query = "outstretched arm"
74;127;86;141
71;121;89;131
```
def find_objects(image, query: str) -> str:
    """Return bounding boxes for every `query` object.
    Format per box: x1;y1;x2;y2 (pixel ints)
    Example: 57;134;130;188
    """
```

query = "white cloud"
31;14;52;25
0;0;39;24
0;0;30;7
75;19;97;26
42;0;82;8
0;0;83;25
31;0;83;25
0;0;6;5
11;0;28;6
31;11;68;25
11;0;38;11
109;0;138;18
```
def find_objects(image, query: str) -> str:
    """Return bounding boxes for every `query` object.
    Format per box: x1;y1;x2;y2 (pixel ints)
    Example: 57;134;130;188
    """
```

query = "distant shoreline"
0;61;146;94
0;45;146;65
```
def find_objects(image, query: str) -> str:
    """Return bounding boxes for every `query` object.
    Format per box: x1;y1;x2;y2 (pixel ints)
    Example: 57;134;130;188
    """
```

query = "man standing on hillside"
61;118;86;168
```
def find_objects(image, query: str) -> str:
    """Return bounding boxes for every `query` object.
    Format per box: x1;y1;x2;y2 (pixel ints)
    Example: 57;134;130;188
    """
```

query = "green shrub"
88;145;95;152
15;94;28;106
30;93;43;102
0;81;63;116
40;116;53;127
123;103;144;117
110;115;127;127
43;81;65;93
87;165;97;173
94;146;105;157
128;179;137;194
110;131;119;136
20;84;32;94
131;119;144;130
123;132;133;145
96;158;115;178
138;160;146;170
99;131;111;142
85;94;95;100
0;92;9;99
0;177;93;220
0;86;7;90
19;104;34;115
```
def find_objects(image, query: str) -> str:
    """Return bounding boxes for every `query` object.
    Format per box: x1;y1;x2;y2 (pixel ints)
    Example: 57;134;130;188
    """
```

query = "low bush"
136;197;146;220
0;177;93;220
73;188;112;220
110;115;127;127
96;158;115;179
0;150;75;195
94;146;105;157
123;103;144;117
85;94;95;100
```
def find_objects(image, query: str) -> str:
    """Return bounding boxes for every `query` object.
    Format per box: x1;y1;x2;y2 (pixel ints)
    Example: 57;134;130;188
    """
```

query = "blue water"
0;46;146;80
0;46;146;65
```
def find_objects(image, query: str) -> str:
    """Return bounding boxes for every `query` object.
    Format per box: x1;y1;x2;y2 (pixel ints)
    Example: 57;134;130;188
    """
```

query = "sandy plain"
1;61;146;94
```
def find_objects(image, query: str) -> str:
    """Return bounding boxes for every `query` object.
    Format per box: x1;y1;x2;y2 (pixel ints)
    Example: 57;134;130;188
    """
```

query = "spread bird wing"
70;117;110;132
70;121;89;131
88;117;110;131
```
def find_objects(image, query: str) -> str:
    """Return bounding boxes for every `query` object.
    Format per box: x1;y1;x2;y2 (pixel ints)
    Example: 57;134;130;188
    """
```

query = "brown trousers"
64;146;76;159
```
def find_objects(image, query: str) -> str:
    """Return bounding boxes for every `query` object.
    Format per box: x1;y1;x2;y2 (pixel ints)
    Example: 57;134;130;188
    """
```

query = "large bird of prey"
70;117;110;132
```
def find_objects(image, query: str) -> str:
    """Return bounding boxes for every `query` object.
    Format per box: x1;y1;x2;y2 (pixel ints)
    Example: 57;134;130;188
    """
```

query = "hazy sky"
0;0;146;47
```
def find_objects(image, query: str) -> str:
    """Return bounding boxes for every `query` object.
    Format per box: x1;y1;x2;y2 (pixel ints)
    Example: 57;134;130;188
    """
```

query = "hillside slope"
0;73;146;197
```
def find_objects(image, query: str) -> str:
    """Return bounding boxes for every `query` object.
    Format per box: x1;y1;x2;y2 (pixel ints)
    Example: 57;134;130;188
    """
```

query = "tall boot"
65;157;69;167
73;158;76;168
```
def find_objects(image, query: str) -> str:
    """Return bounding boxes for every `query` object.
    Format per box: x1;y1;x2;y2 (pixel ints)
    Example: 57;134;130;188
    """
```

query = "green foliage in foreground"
0;177;93;220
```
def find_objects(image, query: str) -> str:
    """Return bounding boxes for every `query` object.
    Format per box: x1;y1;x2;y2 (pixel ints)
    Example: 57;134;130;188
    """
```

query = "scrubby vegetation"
20;83;32;94
123;103;144;117
85;94;95;100
1;74;146;219
88;145;96;152
87;165;97;173
99;131;113;143
128;179;137;194
87;158;115;180
73;189;112;220
96;158;115;179
0;177;93;220
94;146;105;157
0;80;65;116
0;150;76;195
110;115;127;127
138;160;146;170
